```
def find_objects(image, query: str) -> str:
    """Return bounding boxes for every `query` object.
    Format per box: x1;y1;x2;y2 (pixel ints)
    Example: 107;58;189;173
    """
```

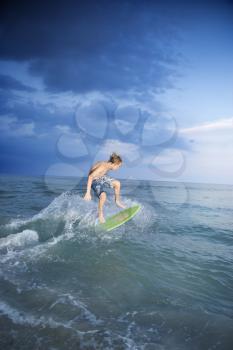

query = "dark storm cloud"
0;74;35;92
0;0;186;94
0;135;56;175
0;94;74;133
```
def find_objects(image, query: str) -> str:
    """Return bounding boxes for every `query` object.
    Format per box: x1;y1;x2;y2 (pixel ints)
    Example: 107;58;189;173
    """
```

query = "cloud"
56;131;88;158
0;74;35;92
179;117;233;148
0;86;76;136
0;114;35;136
0;0;184;95
180;117;233;134
178;117;233;184
55;124;72;134
97;139;140;163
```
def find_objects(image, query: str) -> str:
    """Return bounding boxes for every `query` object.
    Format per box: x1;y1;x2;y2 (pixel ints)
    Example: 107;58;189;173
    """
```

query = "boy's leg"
111;180;126;209
98;192;107;223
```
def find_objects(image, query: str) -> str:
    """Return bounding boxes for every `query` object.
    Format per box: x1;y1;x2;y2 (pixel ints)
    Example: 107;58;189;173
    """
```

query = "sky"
0;0;233;185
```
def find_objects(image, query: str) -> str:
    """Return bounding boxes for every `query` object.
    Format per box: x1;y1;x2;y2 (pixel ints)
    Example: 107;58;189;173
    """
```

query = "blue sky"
0;0;233;184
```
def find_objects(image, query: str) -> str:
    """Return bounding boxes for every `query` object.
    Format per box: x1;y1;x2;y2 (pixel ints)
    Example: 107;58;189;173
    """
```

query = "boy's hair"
109;152;122;164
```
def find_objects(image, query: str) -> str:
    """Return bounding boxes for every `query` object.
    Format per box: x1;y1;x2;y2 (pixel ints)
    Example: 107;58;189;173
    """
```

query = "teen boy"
83;152;126;223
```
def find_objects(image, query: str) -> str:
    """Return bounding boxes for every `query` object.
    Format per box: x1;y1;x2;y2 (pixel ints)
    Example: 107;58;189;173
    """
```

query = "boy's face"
112;161;122;170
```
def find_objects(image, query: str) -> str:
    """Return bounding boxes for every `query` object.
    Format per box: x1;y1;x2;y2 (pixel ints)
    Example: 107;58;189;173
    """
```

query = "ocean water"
0;174;233;350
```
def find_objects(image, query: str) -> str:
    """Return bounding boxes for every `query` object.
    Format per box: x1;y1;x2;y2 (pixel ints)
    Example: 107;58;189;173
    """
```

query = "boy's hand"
83;192;92;201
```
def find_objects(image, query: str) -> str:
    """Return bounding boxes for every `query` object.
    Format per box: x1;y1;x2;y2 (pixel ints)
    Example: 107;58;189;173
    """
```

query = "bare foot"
99;215;105;224
116;201;126;209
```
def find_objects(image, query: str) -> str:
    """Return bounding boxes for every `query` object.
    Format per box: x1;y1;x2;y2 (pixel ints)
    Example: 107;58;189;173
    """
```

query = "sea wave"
0;229;38;251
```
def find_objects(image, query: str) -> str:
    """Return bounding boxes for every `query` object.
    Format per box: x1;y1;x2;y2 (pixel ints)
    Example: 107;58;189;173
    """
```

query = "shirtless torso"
88;161;110;180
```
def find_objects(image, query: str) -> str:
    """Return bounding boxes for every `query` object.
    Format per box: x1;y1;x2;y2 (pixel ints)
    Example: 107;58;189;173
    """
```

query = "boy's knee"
100;191;107;199
112;180;120;188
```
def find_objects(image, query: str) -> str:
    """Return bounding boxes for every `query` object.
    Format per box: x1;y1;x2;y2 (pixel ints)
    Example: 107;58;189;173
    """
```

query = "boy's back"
88;161;111;180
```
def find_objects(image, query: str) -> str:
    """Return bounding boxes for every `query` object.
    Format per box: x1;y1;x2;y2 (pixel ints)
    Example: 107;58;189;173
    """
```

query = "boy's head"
108;152;122;169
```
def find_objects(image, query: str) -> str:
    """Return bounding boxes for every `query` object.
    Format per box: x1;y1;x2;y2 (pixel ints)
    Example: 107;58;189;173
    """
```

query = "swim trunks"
91;175;114;198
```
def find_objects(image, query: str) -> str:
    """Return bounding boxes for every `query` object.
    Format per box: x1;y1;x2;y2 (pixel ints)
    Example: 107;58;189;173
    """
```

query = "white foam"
131;202;156;230
0;300;98;336
0;229;39;250
2;192;152;252
6;191;97;229
5;192;142;231
49;293;103;326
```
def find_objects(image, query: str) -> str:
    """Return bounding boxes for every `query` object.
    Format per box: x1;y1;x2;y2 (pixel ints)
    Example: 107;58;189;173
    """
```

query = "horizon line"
0;172;233;187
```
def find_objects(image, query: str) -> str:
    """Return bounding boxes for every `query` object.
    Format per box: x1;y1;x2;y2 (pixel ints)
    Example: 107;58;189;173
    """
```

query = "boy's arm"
83;174;93;201
83;164;102;200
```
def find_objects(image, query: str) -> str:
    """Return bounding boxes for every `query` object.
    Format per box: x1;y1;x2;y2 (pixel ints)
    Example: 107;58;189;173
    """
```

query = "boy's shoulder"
89;161;107;173
93;161;107;167
89;161;108;177
93;161;103;167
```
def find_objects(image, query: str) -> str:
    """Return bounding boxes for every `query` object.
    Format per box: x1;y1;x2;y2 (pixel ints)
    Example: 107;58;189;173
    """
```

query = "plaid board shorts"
91;175;115;198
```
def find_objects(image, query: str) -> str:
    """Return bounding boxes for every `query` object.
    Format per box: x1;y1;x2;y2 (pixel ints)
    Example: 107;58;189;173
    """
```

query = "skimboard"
98;205;141;231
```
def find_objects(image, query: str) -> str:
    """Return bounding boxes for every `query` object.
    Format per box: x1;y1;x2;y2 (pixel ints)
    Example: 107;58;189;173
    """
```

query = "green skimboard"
98;205;141;231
